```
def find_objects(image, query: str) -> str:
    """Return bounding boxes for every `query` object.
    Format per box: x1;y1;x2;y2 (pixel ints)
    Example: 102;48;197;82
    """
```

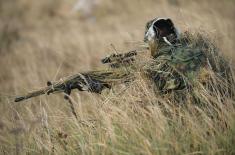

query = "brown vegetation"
0;0;235;154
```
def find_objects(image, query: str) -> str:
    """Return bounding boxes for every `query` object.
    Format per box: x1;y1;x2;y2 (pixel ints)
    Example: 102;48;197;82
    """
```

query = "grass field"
0;0;235;154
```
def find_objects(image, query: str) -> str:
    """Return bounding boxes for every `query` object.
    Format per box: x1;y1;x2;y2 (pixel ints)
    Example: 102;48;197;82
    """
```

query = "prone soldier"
15;17;230;102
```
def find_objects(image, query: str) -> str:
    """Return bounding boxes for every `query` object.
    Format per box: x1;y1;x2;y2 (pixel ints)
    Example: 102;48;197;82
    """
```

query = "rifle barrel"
14;86;52;102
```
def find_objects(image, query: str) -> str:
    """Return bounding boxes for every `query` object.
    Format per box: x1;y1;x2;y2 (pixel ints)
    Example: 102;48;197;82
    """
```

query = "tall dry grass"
0;0;235;154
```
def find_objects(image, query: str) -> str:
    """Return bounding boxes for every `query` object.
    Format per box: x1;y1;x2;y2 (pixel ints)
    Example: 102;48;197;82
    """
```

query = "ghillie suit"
143;18;234;104
15;18;233;104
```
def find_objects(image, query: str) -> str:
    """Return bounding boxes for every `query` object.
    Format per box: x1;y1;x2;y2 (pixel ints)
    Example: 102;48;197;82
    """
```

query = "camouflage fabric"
145;36;207;92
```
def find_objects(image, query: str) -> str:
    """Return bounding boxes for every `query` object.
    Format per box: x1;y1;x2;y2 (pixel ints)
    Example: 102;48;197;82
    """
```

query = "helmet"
144;18;179;45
